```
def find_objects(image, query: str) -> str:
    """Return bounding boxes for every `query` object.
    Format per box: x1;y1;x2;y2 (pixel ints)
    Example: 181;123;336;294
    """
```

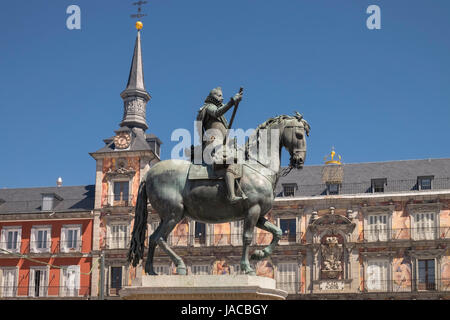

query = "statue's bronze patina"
128;89;310;276
196;87;244;203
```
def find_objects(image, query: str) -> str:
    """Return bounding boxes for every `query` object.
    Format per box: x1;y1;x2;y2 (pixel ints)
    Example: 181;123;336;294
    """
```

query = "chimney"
57;177;63;187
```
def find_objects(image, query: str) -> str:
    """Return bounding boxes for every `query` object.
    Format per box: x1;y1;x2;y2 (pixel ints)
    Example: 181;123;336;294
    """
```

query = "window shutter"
16;228;22;253
30;229;36;253
28;269;35;296
0;229;5;250
62;228;67;253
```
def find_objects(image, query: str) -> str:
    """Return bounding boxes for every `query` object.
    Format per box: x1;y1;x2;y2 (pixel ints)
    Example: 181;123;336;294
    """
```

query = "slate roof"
0;185;95;214
93;131;161;155
275;158;450;197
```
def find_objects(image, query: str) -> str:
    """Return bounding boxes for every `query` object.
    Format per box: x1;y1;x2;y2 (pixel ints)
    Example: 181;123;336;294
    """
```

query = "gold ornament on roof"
324;147;342;165
136;21;143;30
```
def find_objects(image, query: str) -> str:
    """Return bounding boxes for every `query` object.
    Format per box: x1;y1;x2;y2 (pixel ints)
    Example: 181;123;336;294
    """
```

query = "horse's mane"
243;113;310;158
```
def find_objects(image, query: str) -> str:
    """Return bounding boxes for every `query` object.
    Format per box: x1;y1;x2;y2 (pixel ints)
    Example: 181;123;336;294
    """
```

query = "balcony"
165;232;305;247
360;227;450;242
0;286;90;299
363;278;450;293
104;237;130;250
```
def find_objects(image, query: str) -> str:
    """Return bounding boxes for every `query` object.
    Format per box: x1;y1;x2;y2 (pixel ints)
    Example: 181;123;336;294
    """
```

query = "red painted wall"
0;218;93;297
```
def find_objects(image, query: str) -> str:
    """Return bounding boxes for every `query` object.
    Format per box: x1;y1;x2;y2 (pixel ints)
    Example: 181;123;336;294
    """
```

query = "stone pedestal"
119;275;288;300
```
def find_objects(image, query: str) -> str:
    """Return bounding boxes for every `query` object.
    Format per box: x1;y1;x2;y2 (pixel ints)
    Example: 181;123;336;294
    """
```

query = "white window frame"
412;212;438;240
60;265;80;297
60;225;82;253
362;206;393;242
276;262;299;294
1;226;22;253
366;214;389;242
191;264;210;275
30;226;52;253
365;258;390;292
108;179;132;206
29;266;49;297
107;223;129;249
1;267;18;297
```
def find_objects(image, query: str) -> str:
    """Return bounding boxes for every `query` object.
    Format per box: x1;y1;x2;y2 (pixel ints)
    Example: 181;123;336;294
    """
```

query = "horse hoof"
177;266;187;275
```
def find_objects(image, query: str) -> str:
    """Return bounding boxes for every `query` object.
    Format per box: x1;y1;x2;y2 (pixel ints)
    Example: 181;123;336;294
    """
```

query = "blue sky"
0;0;449;188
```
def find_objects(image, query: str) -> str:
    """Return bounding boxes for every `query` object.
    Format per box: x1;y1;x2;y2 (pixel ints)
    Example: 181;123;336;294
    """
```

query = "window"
231;220;243;246
327;183;339;195
367;214;388;241
413;213;436;240
1;268;17;297
371;179;387;193
42;194;54;211
282;184;297;197
110;224;128;249
194;222;206;245
61;265;80;297
29;267;48;297
1;227;21;253
191;265;209;275
61;225;81;252
30;226;51;253
276;263;298;294
418;259;435;291
366;259;389;292
279;218;296;242
418;176;433;190
113;181;130;206
110;266;123;295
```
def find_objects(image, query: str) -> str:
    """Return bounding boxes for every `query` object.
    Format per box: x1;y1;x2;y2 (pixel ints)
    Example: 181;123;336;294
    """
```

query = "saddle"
187;163;242;180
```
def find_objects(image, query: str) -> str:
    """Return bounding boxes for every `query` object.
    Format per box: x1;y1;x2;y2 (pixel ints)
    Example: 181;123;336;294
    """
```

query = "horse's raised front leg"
241;204;260;275
251;217;282;261
157;213;187;275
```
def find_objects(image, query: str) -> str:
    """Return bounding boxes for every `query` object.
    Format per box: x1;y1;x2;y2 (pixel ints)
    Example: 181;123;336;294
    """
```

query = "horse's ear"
294;111;303;120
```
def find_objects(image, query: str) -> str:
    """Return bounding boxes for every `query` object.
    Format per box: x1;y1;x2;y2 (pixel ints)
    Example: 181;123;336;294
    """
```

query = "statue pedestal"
119;275;288;300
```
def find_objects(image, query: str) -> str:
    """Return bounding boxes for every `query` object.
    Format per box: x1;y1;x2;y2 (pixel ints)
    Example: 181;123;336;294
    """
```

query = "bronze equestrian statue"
128;88;310;276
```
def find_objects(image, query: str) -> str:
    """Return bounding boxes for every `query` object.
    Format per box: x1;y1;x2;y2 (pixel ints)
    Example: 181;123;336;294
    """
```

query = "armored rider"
196;87;245;203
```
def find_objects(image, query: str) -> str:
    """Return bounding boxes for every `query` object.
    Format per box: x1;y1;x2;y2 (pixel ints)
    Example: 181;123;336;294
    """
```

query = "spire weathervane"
131;1;148;20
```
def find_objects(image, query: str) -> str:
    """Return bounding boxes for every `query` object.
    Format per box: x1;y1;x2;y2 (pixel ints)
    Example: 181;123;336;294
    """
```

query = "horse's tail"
127;179;148;267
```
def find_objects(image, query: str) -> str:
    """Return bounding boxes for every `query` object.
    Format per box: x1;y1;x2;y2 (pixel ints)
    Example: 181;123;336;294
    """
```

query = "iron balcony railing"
359;226;450;242
166;232;305;247
103;237;131;249
362;278;450;293
0;240;83;254
277;177;450;197
0;286;91;298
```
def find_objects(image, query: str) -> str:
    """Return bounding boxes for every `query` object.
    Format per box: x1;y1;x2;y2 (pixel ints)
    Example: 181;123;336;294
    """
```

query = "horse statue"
128;112;310;275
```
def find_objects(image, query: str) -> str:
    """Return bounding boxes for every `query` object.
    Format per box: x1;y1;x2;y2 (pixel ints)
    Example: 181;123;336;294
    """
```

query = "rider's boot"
225;172;243;204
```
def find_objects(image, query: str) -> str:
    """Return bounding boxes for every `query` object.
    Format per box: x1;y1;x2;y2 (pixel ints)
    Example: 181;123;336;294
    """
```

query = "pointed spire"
125;30;146;92
120;29;151;131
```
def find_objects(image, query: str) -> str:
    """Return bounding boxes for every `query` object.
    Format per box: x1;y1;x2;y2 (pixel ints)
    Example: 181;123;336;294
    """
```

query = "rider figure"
197;87;244;204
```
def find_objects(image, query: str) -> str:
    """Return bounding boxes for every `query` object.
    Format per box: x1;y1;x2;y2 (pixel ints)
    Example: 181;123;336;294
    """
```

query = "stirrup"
228;195;243;204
